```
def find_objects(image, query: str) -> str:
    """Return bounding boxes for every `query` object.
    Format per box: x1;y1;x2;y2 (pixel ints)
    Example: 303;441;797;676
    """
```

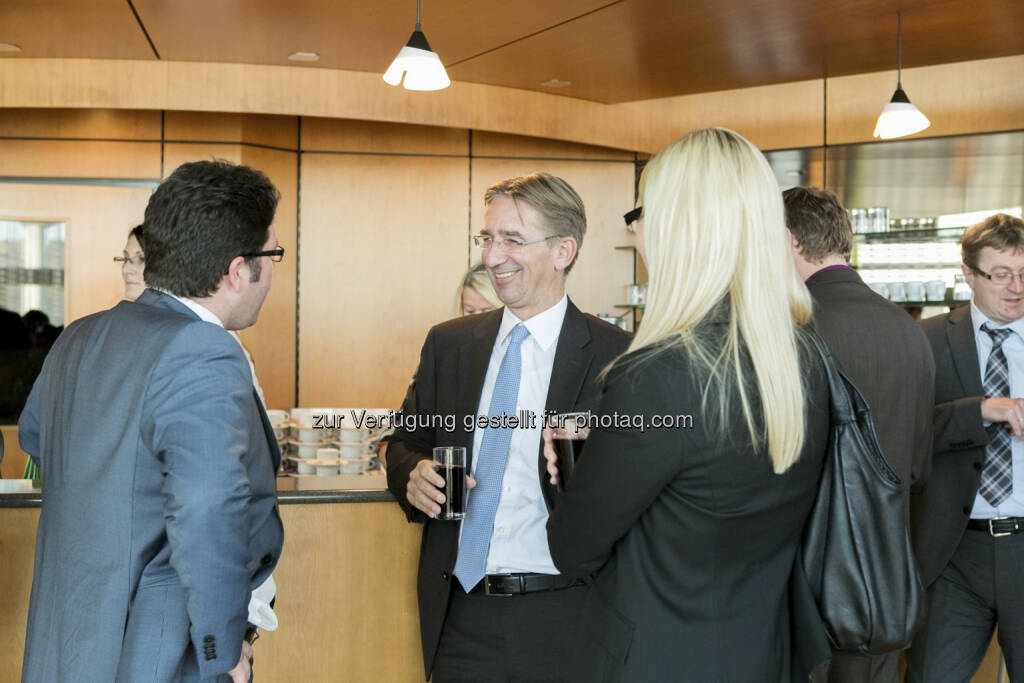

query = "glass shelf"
854;226;965;244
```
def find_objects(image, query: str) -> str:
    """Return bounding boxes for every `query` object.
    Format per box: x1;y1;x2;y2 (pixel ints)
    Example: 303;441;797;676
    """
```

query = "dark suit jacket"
385;300;631;680
913;304;995;587
546;316;832;683
18;289;283;682
806;267;935;499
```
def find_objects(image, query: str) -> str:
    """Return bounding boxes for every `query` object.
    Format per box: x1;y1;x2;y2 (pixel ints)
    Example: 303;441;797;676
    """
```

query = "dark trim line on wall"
160;111;165;178
0;136;300;156
0;177;160;189
301;150;466;159
0;136;162;144
472;155;634;164
294;117;302;408
467;129;474;268
164;139;300;154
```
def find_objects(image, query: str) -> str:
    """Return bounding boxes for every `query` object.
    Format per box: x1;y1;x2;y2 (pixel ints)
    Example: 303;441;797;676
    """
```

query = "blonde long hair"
629;128;812;473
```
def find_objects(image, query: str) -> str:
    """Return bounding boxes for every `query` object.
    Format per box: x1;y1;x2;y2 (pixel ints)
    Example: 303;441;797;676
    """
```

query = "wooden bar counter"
0;489;425;683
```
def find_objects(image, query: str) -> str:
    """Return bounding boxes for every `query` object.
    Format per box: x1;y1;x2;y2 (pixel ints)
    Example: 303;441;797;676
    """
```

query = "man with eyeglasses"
386;172;630;683
18;160;283;683
907;213;1024;682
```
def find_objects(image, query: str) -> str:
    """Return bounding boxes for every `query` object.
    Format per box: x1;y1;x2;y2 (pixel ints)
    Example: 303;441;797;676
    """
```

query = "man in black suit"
386;172;631;683
783;187;935;683
906;213;1024;682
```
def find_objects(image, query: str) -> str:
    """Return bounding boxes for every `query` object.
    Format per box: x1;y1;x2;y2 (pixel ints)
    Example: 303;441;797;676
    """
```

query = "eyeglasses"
241;246;285;262
472;234;563;252
623;206;643;227
113;255;145;266
974;266;1024;286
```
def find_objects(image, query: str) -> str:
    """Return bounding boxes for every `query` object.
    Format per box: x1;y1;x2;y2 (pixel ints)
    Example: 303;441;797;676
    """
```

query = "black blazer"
385;300;631;680
806;268;935;497
913;305;995;587
546;318;832;683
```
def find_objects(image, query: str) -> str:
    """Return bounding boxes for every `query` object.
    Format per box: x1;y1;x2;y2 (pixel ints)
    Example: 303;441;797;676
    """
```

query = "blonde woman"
458;262;502;316
545;128;831;682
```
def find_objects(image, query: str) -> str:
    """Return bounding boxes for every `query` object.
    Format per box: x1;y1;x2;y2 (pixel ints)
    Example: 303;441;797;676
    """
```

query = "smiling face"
122;234;146;301
481;197;572;321
964;246;1024;324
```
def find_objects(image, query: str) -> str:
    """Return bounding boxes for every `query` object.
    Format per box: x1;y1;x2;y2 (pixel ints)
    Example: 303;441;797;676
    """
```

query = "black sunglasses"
623;206;643;227
241;246;285;263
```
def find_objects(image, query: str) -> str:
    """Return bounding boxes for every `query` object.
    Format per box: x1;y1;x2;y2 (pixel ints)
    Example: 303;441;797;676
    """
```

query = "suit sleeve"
547;359;686;577
143;323;256;678
17;371;41;466
385;328;439;523
909;338;937;490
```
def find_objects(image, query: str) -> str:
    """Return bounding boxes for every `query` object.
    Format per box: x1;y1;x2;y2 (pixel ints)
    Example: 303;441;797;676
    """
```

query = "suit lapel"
947;305;983;397
253;393;281;472
456;310;503;455
539;301;594;510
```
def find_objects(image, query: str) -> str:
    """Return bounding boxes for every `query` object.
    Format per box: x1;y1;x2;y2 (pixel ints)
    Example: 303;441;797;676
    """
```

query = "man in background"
907;213;1024;682
783;186;935;683
19;159;284;683
386;172;630;682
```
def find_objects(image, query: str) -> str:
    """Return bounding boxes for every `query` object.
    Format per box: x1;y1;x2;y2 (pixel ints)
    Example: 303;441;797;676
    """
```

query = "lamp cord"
416;0;422;31
896;11;902;89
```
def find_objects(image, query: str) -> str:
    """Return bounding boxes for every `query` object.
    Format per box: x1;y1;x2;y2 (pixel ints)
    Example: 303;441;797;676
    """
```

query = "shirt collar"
497;294;568;352
970;301;1024;340
156;288;225;328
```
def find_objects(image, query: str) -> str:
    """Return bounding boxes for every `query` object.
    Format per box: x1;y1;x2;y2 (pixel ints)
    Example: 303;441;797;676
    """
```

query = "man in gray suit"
783;186;935;683
18;160;284;683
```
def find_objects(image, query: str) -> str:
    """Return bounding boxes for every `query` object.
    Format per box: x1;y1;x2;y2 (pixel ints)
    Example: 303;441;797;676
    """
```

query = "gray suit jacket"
914;304;994;587
18;289;283;682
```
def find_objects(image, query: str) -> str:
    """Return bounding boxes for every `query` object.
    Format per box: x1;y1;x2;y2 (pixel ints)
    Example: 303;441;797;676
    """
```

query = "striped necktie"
453;323;530;592
981;323;1015;506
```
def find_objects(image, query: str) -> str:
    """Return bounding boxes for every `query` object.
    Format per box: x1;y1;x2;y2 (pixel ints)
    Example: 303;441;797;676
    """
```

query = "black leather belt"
470;573;582;596
967;517;1024;537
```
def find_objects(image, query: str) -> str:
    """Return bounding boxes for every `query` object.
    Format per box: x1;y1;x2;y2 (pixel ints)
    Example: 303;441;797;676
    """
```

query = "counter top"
0;488;396;508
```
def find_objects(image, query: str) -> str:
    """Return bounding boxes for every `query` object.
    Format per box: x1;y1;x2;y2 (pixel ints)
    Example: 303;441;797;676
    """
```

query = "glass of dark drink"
433;446;467;521
550;411;590;491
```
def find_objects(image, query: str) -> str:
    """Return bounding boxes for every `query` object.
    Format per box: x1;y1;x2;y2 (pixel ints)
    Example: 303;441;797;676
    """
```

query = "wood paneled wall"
296;119;635;408
0;109;635;415
2;54;1022;153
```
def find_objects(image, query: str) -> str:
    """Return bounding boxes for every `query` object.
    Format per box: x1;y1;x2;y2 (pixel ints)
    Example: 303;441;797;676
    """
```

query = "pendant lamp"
382;0;451;91
873;12;930;139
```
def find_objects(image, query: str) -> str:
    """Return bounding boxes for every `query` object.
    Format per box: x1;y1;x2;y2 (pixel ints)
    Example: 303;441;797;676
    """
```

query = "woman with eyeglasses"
543;128;832;682
115;224;147;301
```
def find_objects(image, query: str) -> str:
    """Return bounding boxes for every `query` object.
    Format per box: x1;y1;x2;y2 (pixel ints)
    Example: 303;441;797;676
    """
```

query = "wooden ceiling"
2;0;1023;104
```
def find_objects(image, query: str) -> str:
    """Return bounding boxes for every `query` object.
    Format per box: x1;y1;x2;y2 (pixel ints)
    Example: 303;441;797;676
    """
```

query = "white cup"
889;282;907;302
315;463;339;476
868;282;890;298
925;280;947;301
295;460;315;475
905;281;925;301
339;442;372;459
316;448;339;465
338;428;371;443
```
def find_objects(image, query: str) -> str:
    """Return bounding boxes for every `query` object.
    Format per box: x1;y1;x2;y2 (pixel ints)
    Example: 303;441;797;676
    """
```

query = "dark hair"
484;172;586;273
961;213;1024;271
143;160;279;297
128;223;145;252
782;186;852;263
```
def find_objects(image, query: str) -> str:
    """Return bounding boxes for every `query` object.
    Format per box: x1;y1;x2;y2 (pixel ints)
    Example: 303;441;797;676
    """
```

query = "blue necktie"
981;323;1014;506
454;323;531;592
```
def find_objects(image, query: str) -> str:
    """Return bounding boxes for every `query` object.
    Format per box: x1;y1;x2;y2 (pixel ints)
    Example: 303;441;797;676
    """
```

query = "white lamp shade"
873;99;931;139
382;45;451;91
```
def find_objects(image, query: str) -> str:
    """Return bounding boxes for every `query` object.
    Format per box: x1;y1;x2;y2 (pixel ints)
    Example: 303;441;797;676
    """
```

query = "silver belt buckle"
988;516;1014;537
484;574;518;597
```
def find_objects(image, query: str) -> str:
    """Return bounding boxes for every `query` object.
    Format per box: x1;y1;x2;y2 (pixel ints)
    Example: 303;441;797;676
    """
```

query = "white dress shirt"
970;303;1024;518
161;291;277;630
461;294;568;575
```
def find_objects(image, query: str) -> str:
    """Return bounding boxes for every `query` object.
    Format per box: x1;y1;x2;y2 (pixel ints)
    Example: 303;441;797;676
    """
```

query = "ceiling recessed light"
288;52;320;62
0;43;23;53
540;79;572;88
